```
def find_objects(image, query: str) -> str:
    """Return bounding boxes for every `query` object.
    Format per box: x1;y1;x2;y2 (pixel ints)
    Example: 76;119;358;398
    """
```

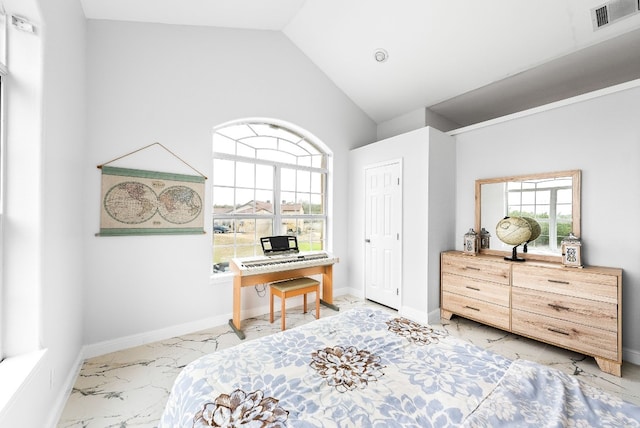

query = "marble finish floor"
57;295;640;427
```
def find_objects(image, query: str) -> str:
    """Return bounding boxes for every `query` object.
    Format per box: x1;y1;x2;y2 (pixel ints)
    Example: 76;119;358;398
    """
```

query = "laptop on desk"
260;235;300;256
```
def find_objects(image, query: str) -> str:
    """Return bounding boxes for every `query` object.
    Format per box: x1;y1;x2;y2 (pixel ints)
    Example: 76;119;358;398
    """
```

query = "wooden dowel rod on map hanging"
96;142;207;179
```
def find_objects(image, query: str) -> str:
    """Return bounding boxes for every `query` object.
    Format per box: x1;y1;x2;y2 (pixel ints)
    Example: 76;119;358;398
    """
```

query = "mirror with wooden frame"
475;170;581;262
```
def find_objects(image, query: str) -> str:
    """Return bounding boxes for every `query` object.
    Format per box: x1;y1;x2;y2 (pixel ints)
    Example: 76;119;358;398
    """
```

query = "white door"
364;160;402;309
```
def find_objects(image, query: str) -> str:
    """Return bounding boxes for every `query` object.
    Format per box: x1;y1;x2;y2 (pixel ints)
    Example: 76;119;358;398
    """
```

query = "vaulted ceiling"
80;0;640;127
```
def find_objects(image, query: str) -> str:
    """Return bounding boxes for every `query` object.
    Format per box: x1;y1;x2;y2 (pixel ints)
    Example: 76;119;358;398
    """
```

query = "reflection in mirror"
476;170;581;261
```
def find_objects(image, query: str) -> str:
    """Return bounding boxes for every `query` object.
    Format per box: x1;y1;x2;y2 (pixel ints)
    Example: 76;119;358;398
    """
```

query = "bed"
159;307;640;427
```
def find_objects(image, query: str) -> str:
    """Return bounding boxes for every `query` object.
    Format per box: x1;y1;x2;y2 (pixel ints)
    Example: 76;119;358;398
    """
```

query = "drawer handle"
464;305;480;311
547;279;570;285
466;286;480;291
465;266;481;271
547;328;570;336
548;303;570;311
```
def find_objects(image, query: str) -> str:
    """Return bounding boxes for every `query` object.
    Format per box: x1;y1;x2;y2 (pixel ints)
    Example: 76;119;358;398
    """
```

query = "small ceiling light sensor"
374;48;389;63
11;15;36;33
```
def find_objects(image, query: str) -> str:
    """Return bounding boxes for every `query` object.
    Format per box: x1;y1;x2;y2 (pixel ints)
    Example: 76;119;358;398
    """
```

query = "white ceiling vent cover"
591;0;640;29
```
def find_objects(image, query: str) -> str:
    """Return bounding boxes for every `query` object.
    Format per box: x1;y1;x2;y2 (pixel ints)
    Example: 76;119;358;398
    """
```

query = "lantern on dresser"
479;227;491;249
463;228;479;255
561;232;583;268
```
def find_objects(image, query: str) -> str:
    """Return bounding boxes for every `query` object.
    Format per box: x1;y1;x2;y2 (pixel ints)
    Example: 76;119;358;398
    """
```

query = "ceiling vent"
591;0;640;29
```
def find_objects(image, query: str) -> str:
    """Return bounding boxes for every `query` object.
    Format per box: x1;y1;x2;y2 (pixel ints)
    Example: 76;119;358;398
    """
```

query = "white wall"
348;127;456;322
83;20;376;347
453;81;640;364
0;0;87;426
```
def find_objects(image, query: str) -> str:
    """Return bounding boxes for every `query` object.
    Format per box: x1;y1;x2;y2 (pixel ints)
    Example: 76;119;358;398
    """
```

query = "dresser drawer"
512;309;618;361
442;272;510;307
512;286;617;332
441;253;510;285
442;292;510;330
512;264;618;304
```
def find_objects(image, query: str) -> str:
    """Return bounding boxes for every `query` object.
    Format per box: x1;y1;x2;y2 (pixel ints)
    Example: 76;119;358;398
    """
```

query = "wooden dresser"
441;251;623;376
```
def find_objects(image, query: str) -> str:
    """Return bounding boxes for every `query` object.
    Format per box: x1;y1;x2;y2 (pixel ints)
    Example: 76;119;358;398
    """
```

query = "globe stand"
504;244;526;262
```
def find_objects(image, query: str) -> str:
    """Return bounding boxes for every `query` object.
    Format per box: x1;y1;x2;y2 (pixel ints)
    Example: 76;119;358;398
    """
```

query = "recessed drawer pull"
465;266;481;271
547;279;570;285
548;328;570;336
466;286;480;291
548;303;570;311
464;305;480;311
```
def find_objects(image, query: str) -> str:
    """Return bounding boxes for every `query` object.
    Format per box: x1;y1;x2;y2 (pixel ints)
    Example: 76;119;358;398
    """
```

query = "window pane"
211;218;274;262
213;159;235;186
310;155;324;168
256;164;273;190
281;168;296;191
261;149;296;164
279;140;308;157
235;189;255;211
281;219;325;251
534;205;549;217
507;192;520;205
213;133;236;155
310;193;324;214
246;136;278;151
536;190;550;204
297;170;311;193
521;191;535;205
233;218;274;259
236;142;255;158
311;172;323;193
557;204;572;216
557;188;572;204
213;186;234;210
236;162;254;188
280;200;299;216
298;155;311;167
235;218;273;237
296;193;310;214
281;191;295;206
255;191;274;215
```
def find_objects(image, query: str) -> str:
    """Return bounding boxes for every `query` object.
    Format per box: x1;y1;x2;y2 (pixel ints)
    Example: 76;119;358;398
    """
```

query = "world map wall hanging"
97;143;206;236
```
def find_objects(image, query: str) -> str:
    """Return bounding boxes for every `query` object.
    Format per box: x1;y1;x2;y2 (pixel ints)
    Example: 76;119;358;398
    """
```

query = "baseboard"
335;285;363;299
45;351;85;428
82;313;234;359
398;306;429;324
623;346;640;366
82;293;334;359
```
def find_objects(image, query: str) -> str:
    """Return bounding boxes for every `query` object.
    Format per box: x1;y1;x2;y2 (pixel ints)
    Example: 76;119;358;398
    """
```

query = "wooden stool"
269;277;320;331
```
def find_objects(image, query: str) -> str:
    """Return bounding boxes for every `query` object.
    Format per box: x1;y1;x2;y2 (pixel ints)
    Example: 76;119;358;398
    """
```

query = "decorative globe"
495;216;540;246
522;217;541;242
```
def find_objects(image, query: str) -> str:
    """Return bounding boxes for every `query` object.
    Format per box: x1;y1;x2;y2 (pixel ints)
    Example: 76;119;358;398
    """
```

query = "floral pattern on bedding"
386;316;446;345
159;307;640;427
310;346;385;392
193;389;289;427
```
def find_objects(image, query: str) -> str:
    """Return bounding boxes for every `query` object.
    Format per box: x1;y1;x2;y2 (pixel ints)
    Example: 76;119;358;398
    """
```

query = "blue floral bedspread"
159;307;640;427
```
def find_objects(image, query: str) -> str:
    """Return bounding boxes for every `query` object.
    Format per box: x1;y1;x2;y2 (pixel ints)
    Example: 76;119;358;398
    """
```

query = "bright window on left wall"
0;9;7;361
211;122;329;274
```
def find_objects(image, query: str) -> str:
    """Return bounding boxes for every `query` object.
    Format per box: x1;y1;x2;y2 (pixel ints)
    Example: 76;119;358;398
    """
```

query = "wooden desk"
229;259;338;339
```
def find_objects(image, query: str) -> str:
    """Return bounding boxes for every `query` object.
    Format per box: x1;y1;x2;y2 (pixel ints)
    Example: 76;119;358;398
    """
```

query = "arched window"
212;121;330;274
